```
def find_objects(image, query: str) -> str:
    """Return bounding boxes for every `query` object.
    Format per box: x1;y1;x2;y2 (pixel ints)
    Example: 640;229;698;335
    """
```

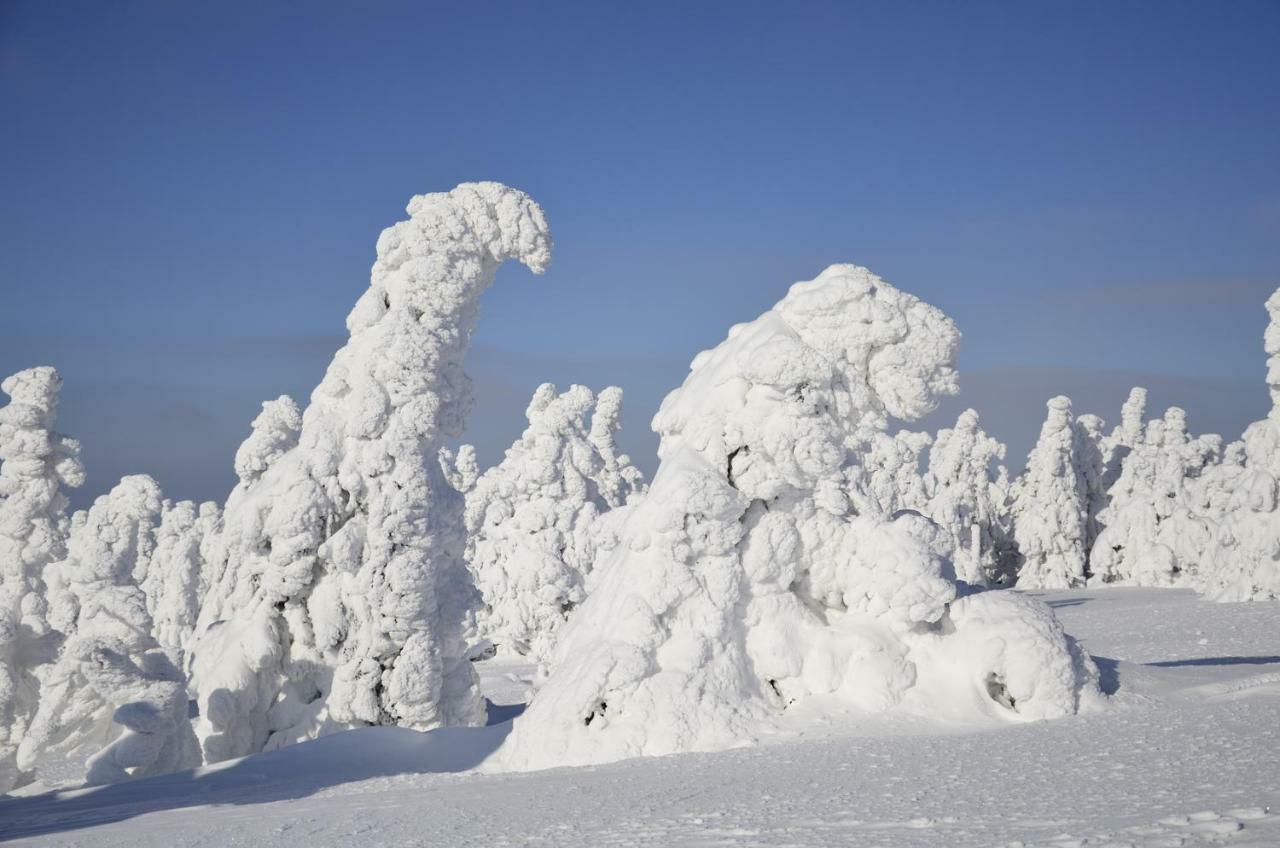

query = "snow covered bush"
1011;397;1090;589
0;366;84;792
919;409;1009;586
189;182;552;762
499;265;1101;771
463;383;644;666
18;475;199;786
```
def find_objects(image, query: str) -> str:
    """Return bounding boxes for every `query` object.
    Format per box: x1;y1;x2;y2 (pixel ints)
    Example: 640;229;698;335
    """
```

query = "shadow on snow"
1145;655;1280;668
0;700;524;842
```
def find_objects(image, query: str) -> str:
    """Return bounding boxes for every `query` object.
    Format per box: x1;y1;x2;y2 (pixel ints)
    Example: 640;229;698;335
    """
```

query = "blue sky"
2;1;1278;508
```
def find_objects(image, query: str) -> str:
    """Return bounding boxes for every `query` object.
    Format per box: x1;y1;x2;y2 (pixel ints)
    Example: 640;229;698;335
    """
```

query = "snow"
1;586;1277;847
188;183;552;762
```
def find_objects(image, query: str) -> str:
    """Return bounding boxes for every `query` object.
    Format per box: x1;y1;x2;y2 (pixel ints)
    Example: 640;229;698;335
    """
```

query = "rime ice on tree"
500;265;1100;771
463;384;644;667
0;367;84;791
190;183;552;762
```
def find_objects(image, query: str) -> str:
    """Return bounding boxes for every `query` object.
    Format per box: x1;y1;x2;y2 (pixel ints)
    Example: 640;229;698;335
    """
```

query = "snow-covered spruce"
919;409;1009;586
462;384;645;667
1200;288;1280;601
190;183;552;763
1090;407;1219;588
1011;397;1090;589
141;499;221;669
0;367;85;792
499;265;1101;770
18;476;199;786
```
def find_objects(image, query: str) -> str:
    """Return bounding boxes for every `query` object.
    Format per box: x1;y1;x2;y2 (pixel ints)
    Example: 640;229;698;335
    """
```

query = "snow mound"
499;265;1101;770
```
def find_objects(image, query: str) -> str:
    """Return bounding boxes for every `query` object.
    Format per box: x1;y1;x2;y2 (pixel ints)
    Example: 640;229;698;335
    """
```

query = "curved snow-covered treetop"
192;183;552;762
500;265;1100;771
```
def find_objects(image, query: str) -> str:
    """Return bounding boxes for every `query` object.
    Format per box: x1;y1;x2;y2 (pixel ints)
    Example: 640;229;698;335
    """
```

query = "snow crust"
500;265;1100;770
189;183;552;763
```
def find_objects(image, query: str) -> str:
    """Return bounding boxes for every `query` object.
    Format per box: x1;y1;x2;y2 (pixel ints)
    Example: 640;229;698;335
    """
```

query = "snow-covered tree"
19;476;199;786
1011;396;1089;589
920;409;1008;586
1073;413;1108;557
1200;289;1280;601
849;429;931;516
142;500;221;669
464;384;645;667
500;265;1100;771
190;183;552;763
1102;387;1147;492
0;366;85;792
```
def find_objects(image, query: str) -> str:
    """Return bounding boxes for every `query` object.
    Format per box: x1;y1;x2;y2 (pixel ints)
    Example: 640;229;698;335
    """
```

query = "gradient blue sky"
2;1;1278;508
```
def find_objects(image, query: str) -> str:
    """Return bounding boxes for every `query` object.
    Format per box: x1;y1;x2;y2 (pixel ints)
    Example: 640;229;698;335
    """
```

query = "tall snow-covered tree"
849;429;931;515
500;265;1100;771
463;384;645;667
1072;413;1108;558
920;409;1008;586
1201;288;1280;601
142;500;221;669
1012;396;1089;589
1102;387;1147;492
19;476;199;786
0;367;85;792
190;183;552;763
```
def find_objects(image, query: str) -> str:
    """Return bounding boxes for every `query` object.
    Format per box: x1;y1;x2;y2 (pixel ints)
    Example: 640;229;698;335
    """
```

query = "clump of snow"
190;183;552;762
499;264;1100;770
463;383;645;667
0;367;84;792
18;476;199;786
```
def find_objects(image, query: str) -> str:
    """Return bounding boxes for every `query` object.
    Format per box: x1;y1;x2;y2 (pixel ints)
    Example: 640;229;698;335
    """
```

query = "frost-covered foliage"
190;183;552;763
500;265;1100;771
1102;387;1147;492
464;384;644;666
1091;407;1219;588
1073;413;1108;556
849;429;931;516
1199;289;1280;601
0;367;84;792
1011;397;1090;589
19;476;199;786
919;409;1009;586
142;500;221;668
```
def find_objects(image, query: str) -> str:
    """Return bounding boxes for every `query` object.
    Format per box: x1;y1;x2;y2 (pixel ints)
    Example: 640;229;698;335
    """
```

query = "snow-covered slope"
3;590;1277;846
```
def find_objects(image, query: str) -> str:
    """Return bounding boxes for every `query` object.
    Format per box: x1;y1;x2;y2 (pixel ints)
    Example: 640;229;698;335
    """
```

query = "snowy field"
2;587;1277;847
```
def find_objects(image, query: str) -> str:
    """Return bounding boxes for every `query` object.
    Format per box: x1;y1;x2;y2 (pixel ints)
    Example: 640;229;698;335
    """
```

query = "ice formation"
0;367;84;791
18;476;199;786
500;265;1100;770
463;384;644;666
190;183;552;762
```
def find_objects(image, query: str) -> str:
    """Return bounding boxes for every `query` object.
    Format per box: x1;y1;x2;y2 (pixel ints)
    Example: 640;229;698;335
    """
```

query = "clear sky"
2;1;1278;508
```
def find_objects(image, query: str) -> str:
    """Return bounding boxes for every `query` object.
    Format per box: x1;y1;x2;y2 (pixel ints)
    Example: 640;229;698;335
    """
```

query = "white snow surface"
2;587;1277;847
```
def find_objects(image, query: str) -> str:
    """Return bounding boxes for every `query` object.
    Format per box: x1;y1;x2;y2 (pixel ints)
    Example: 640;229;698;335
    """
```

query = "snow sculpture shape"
500;265;1100;770
142;500;221;668
19;476;199;786
0;367;84;792
1012;397;1090;589
190;183;552;763
920;409;1009;586
464;384;645;666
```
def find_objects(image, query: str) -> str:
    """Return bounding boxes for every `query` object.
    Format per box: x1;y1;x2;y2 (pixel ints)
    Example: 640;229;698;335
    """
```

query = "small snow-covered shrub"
0;367;84;791
19;476;199;786
190;183;552;762
499;265;1100;771
463;383;644;666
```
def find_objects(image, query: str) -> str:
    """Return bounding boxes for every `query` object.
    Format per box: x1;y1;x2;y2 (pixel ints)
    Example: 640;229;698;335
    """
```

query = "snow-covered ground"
2;587;1277;847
